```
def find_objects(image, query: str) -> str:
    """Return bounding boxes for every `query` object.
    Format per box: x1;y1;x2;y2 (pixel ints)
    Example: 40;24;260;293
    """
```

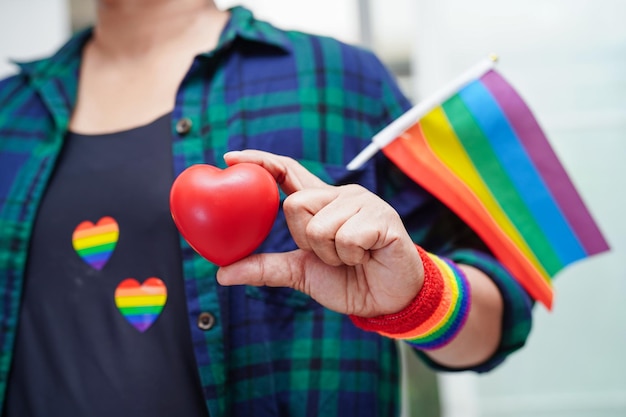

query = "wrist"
349;245;471;350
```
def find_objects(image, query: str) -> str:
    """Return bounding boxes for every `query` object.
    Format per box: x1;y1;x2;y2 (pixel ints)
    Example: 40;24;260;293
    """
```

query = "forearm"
349;248;506;369
422;264;503;368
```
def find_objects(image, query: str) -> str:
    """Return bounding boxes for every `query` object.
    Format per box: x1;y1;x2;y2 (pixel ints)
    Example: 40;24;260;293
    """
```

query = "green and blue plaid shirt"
0;7;532;416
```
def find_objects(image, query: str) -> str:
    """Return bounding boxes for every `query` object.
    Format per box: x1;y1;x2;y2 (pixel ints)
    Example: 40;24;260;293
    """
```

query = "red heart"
170;163;279;266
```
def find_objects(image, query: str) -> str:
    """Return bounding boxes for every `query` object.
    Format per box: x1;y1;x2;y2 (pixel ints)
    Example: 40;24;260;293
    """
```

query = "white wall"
0;0;70;78
412;1;626;416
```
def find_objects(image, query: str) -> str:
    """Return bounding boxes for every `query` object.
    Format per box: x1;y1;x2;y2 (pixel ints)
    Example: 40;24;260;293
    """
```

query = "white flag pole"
346;54;499;171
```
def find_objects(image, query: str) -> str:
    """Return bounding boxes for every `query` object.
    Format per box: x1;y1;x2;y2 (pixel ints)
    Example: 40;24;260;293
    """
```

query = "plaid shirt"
0;7;533;416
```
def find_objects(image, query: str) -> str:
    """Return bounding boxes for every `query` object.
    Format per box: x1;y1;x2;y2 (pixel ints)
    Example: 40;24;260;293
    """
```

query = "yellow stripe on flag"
421;107;549;281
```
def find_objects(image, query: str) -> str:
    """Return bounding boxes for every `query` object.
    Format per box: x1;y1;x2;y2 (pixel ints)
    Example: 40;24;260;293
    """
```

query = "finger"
282;187;340;251
317;189;406;266
217;250;355;315
302;198;362;266
333;206;402;265
224;150;328;194
307;198;397;266
216;250;306;292
286;184;390;266
334;212;374;266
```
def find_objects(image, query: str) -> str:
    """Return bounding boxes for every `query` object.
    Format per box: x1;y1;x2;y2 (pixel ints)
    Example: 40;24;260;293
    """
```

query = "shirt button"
197;312;215;331
176;117;193;135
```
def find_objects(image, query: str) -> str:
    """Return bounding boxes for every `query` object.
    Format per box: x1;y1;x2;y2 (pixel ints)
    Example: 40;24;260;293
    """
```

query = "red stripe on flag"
383;122;554;308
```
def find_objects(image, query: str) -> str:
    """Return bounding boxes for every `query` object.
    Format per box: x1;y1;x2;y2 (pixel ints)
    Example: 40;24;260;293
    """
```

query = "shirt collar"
211;6;292;55
14;28;89;80
15;6;291;79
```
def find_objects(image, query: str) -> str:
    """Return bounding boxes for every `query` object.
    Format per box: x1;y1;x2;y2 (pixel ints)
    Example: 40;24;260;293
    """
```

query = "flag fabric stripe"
480;70;609;256
383;124;554;306
458;80;587;265
442;95;564;275
419;108;545;276
372;64;610;308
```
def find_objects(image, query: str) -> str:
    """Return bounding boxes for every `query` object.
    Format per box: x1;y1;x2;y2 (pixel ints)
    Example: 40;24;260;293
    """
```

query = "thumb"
216;250;306;290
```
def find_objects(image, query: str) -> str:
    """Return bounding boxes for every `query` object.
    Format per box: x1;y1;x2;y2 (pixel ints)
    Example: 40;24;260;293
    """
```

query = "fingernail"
224;151;241;158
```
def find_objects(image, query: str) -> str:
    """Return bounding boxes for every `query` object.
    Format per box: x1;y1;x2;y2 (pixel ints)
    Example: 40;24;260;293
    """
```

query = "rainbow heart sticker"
114;277;168;332
72;217;119;270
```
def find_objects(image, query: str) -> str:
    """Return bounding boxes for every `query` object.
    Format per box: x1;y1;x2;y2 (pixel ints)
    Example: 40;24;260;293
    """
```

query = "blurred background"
1;0;624;416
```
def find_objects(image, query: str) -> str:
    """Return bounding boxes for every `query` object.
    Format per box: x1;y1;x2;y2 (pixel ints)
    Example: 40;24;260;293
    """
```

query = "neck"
92;0;228;59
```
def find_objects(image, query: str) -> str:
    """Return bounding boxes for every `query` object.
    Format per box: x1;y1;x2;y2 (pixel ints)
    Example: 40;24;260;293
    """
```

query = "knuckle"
305;220;328;242
278;155;298;170
283;193;306;215
336;232;367;266
334;228;356;248
340;251;366;266
287;257;306;292
282;155;298;165
341;183;367;195
317;252;343;267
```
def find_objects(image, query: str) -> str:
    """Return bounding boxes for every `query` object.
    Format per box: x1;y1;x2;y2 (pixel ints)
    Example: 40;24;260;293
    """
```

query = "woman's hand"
216;150;424;317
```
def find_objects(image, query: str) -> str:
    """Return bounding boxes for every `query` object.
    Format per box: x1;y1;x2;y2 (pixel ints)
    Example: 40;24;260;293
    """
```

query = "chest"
69;58;191;134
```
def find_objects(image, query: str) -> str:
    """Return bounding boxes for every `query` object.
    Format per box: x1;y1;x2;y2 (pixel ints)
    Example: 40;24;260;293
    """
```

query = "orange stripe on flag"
421;108;547;280
383;123;553;308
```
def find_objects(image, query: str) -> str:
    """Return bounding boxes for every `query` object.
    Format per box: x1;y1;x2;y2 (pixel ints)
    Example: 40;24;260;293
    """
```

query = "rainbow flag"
347;57;609;308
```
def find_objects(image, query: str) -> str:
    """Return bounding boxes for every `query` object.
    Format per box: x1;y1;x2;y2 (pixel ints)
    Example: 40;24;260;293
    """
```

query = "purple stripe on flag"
459;81;586;265
480;70;609;255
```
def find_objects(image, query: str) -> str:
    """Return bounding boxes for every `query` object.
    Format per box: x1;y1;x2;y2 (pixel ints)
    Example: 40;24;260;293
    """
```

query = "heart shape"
72;216;119;270
114;277;168;332
169;163;279;266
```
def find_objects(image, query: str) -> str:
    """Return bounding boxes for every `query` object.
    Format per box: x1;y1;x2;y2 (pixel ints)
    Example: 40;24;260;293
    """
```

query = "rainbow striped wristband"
350;246;471;350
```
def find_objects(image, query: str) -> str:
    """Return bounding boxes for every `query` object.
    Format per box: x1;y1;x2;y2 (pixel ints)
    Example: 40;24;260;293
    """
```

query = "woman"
0;1;532;416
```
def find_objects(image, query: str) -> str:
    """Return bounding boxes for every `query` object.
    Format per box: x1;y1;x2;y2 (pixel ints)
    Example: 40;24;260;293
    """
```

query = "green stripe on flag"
442;94;563;275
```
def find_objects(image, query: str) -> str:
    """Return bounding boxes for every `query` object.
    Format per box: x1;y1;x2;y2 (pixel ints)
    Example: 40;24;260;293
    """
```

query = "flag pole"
346;54;499;171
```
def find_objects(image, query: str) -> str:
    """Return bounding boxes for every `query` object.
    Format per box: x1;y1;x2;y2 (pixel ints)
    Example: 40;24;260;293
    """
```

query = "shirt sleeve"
366;52;534;373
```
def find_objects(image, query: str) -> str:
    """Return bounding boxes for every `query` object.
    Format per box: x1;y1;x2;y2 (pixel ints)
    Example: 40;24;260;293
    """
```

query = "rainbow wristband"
350;246;471;350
